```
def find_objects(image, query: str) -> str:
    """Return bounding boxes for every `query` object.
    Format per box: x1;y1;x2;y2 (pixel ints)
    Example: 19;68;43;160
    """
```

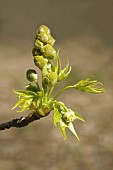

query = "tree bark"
0;112;45;131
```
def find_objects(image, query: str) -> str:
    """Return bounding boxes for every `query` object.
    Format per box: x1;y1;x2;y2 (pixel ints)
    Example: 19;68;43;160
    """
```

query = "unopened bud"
38;32;55;46
26;69;37;82
37;25;51;35
34;55;47;69
64;109;75;122
34;39;44;50
41;44;56;60
43;72;57;86
32;47;41;56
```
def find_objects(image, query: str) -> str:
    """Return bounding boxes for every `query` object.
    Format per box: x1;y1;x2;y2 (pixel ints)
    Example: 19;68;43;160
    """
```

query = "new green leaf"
74;76;106;94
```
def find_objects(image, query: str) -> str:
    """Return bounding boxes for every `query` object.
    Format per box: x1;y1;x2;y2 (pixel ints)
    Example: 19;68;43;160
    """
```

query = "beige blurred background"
0;0;113;170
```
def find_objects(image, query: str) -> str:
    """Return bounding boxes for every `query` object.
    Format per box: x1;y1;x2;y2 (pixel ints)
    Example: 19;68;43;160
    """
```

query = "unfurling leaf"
12;89;37;112
74;76;106;94
11;98;24;110
53;104;83;140
58;120;67;140
57;57;71;82
53;106;62;126
74;112;85;122
67;122;80;141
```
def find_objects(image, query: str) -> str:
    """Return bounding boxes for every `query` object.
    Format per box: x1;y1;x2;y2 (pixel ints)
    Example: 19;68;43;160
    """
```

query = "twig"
0;112;45;131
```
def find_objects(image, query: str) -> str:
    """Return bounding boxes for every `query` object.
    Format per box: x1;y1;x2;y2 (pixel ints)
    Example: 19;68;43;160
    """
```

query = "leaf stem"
48;86;54;99
53;85;73;100
35;81;41;91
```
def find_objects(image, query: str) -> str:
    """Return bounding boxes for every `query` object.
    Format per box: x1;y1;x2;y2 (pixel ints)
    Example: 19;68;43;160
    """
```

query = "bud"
43;72;57;86
38;104;50;116
34;55;47;69
37;25;50;35
34;39;44;50
38;32;55;46
47;34;55;46
26;69;37;82
41;44;56;60
63;109;75;122
32;47;41;56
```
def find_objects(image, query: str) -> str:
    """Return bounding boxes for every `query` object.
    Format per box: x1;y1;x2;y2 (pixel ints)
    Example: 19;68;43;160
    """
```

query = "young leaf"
74;76;106;94
74;112;85;122
58;120;67;140
13;90;37;97
17;99;32;112
57;58;71;82
55;50;61;75
67;122;80;140
26;84;39;93
11;99;25;110
53;106;62;126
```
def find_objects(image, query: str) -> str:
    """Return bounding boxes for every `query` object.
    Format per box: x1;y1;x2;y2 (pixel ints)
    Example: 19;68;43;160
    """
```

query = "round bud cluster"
33;25;56;70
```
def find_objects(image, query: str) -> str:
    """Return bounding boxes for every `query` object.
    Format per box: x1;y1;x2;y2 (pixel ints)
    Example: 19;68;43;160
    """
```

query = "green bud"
63;109;76;123
26;69;37;82
41;44;56;60
43;72;57;86
37;25;50;35
34;39;44;50
47;34;55;46
38;104;50;116
38;32;49;44
38;32;55;46
34;55;48;69
32;47;42;56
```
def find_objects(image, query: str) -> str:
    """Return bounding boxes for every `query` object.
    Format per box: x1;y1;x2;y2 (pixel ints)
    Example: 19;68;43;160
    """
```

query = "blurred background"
0;0;113;170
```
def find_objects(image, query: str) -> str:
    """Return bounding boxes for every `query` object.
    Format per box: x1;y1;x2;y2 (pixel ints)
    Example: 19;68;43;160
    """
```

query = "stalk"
53;85;73;100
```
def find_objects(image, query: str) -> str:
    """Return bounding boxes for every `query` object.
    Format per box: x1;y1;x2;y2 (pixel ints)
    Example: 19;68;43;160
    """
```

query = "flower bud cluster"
32;25;58;87
32;25;56;70
26;25;72;88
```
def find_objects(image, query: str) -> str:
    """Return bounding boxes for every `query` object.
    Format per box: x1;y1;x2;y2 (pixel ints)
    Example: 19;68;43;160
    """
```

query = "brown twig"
0;112;45;131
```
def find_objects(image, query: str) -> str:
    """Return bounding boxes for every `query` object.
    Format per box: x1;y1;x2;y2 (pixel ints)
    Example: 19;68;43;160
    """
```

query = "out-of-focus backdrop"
0;0;113;170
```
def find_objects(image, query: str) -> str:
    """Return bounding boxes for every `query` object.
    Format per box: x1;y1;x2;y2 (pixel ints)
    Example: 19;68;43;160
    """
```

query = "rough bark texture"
0;112;44;130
